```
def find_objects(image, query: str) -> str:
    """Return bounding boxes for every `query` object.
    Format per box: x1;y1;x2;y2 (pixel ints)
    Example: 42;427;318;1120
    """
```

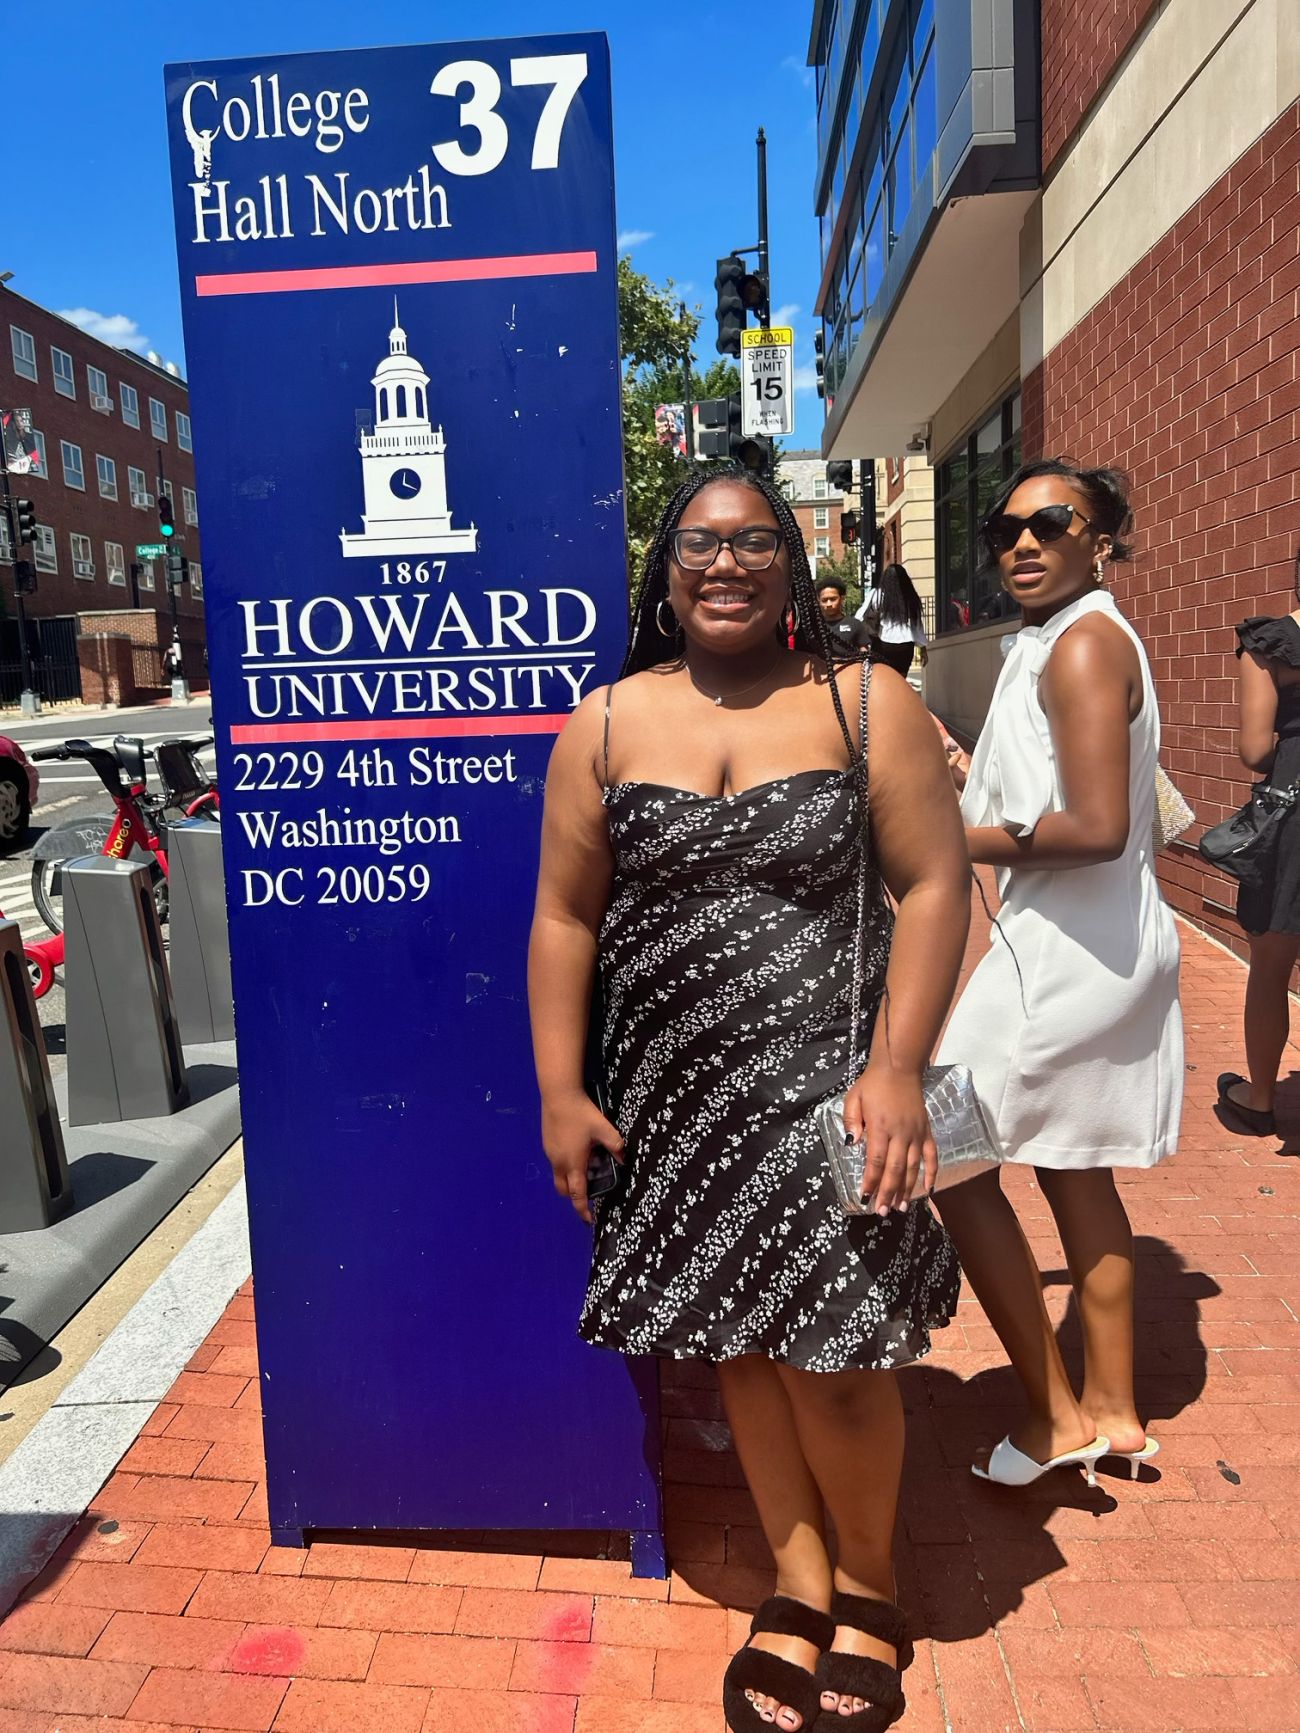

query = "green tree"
617;257;744;582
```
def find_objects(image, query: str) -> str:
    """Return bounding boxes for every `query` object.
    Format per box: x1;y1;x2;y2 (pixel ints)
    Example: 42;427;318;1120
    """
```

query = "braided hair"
622;463;863;759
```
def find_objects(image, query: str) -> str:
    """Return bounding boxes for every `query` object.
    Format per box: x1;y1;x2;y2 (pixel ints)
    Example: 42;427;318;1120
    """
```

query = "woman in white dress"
936;459;1183;1485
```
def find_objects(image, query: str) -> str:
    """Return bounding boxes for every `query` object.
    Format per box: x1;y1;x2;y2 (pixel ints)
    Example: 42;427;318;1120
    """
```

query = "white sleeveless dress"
937;590;1183;1169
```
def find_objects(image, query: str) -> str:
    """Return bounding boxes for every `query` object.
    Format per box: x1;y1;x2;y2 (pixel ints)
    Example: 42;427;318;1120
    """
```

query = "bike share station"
0;732;240;1390
164;34;664;1567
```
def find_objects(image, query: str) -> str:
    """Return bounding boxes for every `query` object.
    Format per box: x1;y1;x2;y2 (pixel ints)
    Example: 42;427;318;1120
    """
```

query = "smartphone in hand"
586;1149;620;1198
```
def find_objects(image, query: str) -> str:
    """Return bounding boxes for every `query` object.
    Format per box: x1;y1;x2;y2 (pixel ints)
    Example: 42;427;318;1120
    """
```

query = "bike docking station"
0;919;72;1232
64;857;189;1127
168;819;235;1045
166;33;665;1572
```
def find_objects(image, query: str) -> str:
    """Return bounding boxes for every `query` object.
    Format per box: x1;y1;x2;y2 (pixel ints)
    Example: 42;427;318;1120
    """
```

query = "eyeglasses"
670;526;783;571
982;503;1094;556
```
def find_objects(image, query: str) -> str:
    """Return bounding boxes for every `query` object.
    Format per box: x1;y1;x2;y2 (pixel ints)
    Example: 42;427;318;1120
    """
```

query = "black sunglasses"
983;503;1094;557
669;526;782;572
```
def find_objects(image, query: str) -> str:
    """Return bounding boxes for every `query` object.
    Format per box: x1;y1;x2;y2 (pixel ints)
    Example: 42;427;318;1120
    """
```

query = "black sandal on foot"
812;1592;913;1732
723;1594;835;1732
1217;1072;1276;1136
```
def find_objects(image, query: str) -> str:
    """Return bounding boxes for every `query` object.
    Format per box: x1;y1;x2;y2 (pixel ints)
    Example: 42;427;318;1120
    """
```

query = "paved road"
0;699;216;1069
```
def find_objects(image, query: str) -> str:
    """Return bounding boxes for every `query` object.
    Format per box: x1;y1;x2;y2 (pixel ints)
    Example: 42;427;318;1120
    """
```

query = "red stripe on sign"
230;715;570;745
196;251;598;297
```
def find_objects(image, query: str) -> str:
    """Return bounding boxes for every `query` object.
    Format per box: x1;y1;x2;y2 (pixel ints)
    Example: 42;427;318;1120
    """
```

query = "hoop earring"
1093;558;1106;583
656;598;678;637
785;593;800;633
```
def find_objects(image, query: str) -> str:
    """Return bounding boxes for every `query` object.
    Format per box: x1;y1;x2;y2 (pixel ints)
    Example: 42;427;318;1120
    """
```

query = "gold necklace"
687;654;782;707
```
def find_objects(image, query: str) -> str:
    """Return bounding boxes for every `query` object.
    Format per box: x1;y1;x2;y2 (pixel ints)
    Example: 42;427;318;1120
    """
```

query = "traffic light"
15;499;36;544
841;511;860;546
714;254;767;357
696;398;731;460
814;331;826;400
695;395;772;472
165;547;189;590
159;495;176;539
14;560;36;596
826;460;854;492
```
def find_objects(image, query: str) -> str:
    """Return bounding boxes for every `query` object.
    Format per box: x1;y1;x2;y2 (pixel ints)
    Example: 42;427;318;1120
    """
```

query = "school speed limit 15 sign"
741;326;794;438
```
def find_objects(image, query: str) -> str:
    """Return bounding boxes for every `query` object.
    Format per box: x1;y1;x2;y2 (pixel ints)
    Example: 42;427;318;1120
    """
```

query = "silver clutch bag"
816;1063;1002;1216
1152;765;1194;852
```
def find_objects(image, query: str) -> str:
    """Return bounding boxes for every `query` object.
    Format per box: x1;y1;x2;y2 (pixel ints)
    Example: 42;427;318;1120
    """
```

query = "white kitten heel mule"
972;1434;1111;1488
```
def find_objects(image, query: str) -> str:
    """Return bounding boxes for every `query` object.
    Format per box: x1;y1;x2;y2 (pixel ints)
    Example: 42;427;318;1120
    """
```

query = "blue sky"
9;1;826;445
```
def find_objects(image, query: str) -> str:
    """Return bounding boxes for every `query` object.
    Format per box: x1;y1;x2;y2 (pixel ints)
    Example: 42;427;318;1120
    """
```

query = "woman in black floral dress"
530;467;969;1732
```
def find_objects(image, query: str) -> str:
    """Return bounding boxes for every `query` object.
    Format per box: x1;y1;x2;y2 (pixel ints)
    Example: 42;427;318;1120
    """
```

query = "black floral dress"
1236;615;1300;936
578;669;959;1373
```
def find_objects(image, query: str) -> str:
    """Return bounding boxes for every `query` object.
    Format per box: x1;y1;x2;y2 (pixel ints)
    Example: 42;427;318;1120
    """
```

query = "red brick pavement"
2;900;1298;1731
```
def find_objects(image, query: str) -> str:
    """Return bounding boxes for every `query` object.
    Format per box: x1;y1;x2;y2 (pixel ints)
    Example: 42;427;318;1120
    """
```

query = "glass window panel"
889;118;912;242
11;326;37;381
861;2;881;75
52;347;75;398
886;31;910;146
976;408;1002;458
913;49;937;186
1009;390;1022;434
864;144;884;215
865;200;886;306
120;383;140;428
912;0;935;63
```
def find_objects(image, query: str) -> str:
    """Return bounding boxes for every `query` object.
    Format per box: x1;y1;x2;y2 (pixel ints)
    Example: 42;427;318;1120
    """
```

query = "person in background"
1219;580;1300;1134
862;564;929;678
818;577;871;651
935;458;1182;1488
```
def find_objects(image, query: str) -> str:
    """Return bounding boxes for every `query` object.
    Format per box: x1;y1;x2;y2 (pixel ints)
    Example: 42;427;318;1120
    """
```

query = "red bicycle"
28;734;218;941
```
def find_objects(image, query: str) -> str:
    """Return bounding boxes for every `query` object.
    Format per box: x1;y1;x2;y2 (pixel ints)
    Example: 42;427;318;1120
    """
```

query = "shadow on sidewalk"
665;1234;1218;1644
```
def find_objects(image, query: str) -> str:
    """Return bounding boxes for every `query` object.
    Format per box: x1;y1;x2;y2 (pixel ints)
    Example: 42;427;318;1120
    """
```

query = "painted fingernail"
844;1132;855;1146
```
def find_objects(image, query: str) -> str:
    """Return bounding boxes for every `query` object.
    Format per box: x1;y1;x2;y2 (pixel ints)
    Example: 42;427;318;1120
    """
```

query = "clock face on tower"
390;467;422;499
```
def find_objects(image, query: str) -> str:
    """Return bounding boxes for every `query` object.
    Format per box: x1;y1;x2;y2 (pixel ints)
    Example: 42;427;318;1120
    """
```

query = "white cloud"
58;308;151;354
793;363;821;392
782;55;814;91
772;303;801;326
616;228;654;250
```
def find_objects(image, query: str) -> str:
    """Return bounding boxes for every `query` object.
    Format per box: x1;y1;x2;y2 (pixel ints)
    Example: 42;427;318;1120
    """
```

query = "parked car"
0;736;39;853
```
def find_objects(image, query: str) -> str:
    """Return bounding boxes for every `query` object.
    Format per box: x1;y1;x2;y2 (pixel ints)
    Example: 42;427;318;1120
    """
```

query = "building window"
87;364;111;408
31;429;47;479
71;532;94;579
61;440;85;490
176;411;193;452
33;525;57;573
814;478;828;499
190;560;203;598
0;514;10;562
182;485;198;526
934;389;1022;635
10;326;36;381
52;346;76;398
128;464;149;507
97;454;118;500
106;541;126;586
120;382;140;428
137;557;156;592
149;397;168;441
814;505;830;530
815;536;832;557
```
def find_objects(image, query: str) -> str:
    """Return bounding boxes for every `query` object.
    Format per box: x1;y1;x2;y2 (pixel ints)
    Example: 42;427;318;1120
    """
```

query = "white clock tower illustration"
340;301;478;559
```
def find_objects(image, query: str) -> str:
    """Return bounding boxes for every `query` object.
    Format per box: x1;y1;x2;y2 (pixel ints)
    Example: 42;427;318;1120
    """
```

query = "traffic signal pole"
156;446;190;703
756;127;771;328
0;435;38;717
680;299;693;464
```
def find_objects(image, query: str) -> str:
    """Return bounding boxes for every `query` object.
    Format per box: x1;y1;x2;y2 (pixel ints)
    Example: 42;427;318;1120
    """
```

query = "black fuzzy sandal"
723;1594;836;1731
812;1591;913;1732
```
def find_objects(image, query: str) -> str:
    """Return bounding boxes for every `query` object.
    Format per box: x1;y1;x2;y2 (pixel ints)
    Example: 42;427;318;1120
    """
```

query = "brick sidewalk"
1;909;1298;1731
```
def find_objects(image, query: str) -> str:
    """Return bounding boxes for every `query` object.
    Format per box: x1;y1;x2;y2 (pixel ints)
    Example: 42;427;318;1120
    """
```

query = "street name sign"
741;325;794;437
134;543;167;558
165;35;663;1569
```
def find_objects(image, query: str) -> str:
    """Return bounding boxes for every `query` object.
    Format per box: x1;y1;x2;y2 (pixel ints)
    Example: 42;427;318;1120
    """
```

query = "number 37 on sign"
741;326;795;438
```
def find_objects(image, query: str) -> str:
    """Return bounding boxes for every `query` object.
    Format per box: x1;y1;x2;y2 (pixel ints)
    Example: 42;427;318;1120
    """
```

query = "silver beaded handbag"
817;667;1002;1216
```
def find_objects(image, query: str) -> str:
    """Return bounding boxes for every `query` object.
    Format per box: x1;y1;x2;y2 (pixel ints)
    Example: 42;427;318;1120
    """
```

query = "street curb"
0;1040;241;1392
0;1182;251;1614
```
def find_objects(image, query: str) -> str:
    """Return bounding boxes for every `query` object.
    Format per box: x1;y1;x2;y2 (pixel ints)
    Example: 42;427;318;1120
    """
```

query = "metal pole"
157;445;185;694
0;431;37;716
679;300;693;464
756;127;771;328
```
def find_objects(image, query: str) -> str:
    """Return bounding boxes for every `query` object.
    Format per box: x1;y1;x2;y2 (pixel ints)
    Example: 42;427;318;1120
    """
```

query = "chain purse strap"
847;659;873;1079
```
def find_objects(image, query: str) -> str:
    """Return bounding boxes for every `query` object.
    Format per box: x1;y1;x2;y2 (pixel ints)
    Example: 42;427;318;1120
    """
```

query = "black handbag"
1197;781;1299;888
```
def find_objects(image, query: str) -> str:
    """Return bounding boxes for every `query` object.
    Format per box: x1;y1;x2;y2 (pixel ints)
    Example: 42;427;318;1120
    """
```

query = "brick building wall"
1;286;206;642
1040;0;1162;173
1023;98;1300;955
